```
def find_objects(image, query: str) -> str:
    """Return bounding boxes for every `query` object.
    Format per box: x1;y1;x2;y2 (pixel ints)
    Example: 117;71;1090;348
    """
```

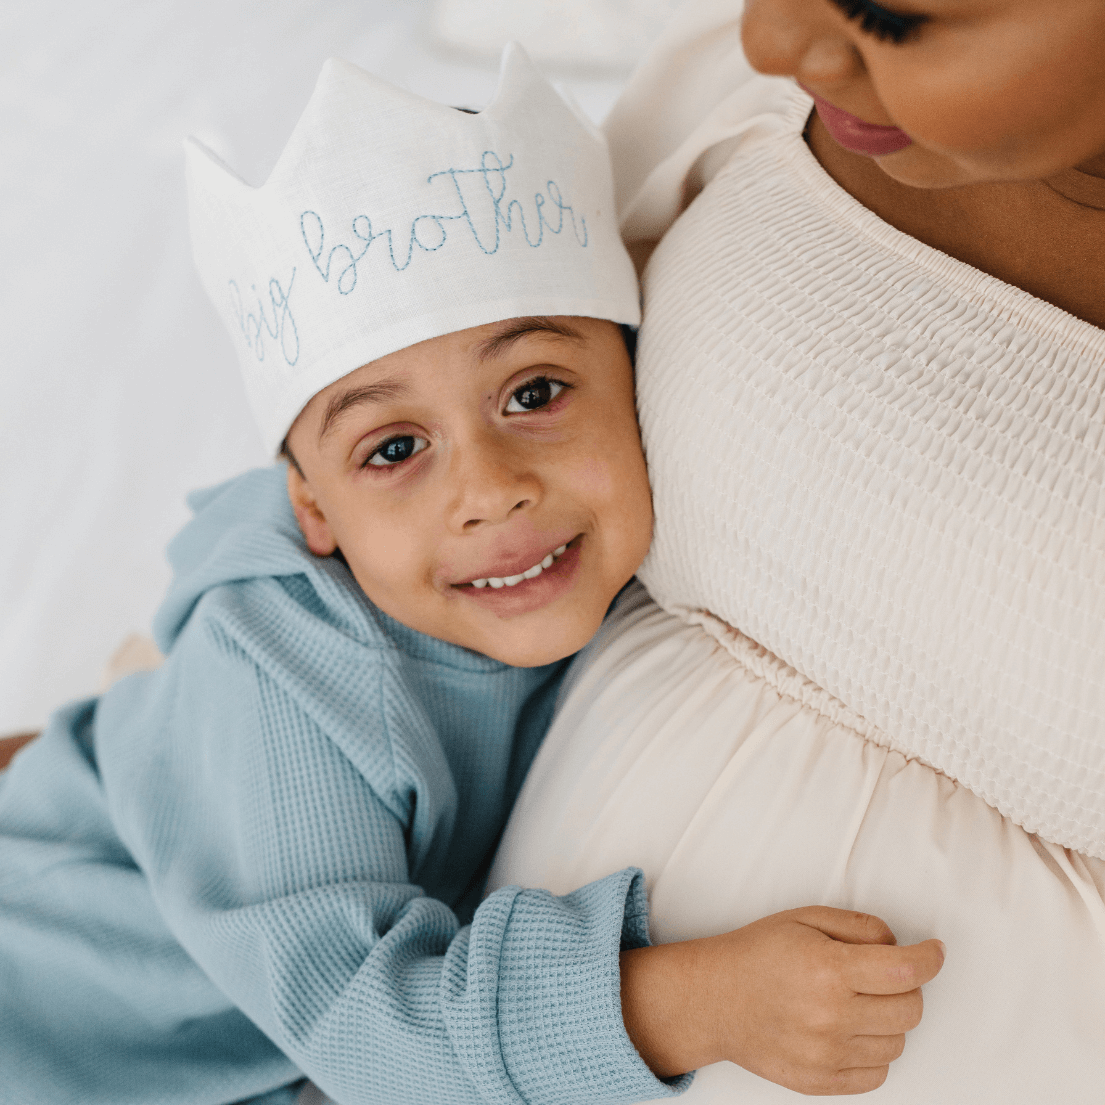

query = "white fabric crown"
186;45;640;454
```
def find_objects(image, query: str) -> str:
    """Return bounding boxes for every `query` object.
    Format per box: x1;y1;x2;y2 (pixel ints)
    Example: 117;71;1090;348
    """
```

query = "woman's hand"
620;906;945;1095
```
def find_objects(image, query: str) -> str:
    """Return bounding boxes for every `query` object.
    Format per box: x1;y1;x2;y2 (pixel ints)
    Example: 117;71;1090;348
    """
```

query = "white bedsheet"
0;0;629;733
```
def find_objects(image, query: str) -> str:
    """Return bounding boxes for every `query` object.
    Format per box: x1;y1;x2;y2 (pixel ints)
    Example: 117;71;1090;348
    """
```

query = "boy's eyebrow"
317;318;584;443
318;379;409;444
475;316;585;361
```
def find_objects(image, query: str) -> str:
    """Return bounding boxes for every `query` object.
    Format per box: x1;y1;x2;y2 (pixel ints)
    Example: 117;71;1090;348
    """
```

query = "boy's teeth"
469;542;570;589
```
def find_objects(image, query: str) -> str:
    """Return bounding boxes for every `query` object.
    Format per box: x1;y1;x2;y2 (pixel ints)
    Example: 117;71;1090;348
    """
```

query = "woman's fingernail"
936;940;947;959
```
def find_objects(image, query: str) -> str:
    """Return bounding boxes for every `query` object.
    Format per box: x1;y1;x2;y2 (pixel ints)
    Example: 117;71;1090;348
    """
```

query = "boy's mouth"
452;535;583;614
467;542;570;590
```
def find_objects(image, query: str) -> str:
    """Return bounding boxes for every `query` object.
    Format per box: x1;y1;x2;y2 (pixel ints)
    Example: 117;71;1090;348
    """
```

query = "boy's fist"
620;906;945;1095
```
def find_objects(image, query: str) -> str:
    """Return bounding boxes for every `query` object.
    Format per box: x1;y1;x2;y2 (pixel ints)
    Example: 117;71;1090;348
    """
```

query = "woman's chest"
634;148;1105;857
807;114;1105;331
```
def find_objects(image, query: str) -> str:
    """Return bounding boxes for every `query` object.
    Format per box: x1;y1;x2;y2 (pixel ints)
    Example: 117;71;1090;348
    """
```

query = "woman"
490;0;1105;1099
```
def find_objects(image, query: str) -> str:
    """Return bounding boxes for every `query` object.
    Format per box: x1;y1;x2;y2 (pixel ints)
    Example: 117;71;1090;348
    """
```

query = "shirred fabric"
595;0;1105;858
0;466;684;1105
627;77;1105;857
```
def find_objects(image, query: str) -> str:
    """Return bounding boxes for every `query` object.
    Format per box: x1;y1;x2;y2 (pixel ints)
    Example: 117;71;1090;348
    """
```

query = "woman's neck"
806;114;1105;332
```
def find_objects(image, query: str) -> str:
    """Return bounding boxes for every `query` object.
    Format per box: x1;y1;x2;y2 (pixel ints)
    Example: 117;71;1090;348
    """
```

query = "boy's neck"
806;114;1105;333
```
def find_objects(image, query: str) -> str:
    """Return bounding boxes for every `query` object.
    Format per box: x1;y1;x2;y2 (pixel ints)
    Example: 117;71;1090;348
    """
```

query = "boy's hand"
620;906;945;1096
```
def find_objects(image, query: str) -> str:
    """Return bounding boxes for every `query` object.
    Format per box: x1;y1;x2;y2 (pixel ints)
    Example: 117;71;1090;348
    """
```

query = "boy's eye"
829;0;928;43
504;377;566;414
366;434;428;467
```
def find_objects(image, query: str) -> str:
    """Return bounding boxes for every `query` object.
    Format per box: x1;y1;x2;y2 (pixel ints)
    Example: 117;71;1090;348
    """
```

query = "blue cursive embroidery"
301;151;588;296
229;269;299;367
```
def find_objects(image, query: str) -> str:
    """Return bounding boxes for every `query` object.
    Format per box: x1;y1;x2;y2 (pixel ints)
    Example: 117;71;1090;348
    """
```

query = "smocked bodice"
634;85;1105;857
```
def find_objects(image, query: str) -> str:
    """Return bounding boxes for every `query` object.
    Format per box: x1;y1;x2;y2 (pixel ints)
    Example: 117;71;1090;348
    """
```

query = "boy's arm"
96;599;685;1105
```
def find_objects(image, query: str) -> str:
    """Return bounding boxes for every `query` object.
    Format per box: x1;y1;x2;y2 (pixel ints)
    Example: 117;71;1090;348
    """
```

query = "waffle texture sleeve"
92;582;688;1105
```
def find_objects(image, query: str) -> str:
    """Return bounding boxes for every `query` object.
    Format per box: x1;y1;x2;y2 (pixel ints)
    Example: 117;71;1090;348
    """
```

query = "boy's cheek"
561;432;644;500
565;454;617;498
341;527;430;605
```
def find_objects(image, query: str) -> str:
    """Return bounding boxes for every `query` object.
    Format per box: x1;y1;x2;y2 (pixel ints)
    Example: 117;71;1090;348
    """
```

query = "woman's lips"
801;85;913;157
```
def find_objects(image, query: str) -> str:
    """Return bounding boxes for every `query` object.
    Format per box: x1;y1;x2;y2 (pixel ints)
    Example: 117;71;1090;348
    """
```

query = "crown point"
187;49;639;455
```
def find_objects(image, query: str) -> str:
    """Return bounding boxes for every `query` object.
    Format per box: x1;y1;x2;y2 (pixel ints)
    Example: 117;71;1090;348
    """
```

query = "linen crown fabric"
187;44;640;454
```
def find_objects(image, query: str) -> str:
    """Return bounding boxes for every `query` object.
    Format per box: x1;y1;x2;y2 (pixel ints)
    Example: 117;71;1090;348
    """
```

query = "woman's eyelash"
830;0;928;43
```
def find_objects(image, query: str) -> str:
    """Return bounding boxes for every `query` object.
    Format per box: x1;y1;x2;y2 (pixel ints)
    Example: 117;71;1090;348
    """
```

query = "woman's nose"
742;0;864;87
446;438;542;532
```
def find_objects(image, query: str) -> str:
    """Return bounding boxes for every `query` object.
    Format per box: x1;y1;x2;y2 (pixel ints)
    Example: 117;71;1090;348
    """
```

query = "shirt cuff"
482;867;694;1104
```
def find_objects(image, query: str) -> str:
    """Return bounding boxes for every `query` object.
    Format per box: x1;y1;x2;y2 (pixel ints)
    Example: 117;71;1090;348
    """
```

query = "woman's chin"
871;142;1087;191
870;146;981;190
809;115;977;192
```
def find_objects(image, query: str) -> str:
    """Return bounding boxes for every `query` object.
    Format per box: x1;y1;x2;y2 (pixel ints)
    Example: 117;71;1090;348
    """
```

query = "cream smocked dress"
488;3;1105;1100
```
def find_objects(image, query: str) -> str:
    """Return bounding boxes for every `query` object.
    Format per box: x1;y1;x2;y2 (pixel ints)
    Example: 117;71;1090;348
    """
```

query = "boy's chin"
475;632;589;668
466;613;602;668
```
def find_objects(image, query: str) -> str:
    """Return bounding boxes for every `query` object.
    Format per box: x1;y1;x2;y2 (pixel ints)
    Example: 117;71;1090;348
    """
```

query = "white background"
0;0;680;733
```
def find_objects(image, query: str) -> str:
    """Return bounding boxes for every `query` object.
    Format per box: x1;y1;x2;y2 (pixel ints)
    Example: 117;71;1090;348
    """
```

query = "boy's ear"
286;462;338;557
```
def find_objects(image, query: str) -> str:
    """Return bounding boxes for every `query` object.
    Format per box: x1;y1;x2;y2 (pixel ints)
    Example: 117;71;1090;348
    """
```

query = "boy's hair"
280;440;303;477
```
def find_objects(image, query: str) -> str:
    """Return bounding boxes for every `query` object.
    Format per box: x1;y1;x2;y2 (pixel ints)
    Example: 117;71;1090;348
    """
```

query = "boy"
0;46;939;1105
0;46;664;1105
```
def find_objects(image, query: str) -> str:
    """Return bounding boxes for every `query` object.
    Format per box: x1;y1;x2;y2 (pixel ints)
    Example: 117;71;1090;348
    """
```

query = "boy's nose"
446;439;541;532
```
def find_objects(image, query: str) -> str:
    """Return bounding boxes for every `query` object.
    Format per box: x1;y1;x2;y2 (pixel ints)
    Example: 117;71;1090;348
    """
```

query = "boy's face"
284;316;653;666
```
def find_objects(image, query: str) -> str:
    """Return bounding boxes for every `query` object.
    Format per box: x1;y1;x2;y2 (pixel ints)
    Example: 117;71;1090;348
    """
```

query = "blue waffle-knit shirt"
0;466;688;1105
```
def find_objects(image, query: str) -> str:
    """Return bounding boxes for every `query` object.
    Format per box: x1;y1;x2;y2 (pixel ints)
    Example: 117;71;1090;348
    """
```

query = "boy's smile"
452;534;579;609
284;316;653;666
